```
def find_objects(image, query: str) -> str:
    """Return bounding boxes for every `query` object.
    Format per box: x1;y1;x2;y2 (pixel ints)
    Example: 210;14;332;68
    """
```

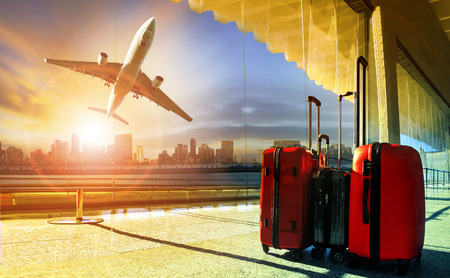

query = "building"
273;140;301;148
221;140;234;163
115;134;133;164
30;149;46;165
158;150;172;165
190;138;196;159
174;144;185;164
0;141;4;163
136;146;144;163
51;140;63;165
215;149;222;163
198;144;215;164
6;146;23;164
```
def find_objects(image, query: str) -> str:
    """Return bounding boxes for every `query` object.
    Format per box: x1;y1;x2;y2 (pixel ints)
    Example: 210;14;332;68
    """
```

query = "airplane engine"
97;52;108;66
152;76;164;88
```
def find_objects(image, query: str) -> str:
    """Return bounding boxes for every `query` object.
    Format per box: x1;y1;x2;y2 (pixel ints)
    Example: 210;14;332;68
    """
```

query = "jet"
44;17;192;125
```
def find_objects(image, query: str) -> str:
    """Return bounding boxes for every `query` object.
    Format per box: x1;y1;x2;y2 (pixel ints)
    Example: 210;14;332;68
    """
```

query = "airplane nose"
149;17;156;30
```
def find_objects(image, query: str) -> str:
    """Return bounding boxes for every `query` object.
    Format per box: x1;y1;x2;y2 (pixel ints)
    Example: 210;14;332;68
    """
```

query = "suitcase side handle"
318;134;329;167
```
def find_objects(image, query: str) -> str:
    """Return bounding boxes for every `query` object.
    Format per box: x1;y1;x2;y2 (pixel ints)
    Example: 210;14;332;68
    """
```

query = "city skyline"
0;132;354;166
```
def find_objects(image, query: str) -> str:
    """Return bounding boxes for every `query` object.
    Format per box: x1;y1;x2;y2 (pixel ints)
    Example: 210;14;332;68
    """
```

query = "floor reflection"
97;202;256;222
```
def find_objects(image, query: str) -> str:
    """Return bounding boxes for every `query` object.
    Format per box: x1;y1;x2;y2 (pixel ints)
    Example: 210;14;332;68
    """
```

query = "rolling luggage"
347;143;425;275
347;57;425;276
260;147;316;260
259;96;321;260
310;133;350;262
311;168;350;262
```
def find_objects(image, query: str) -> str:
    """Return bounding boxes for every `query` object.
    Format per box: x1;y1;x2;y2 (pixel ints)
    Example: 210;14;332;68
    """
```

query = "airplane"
44;17;192;125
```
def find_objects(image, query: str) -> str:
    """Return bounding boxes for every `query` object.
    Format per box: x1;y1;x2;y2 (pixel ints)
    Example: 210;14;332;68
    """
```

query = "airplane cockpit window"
140;30;151;46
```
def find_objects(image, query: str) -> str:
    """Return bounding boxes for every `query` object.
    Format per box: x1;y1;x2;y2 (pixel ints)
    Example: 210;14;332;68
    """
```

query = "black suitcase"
310;88;355;262
311;168;350;262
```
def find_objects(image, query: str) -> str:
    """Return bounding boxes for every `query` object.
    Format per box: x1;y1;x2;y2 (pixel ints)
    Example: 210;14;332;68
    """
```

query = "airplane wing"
132;72;193;122
44;59;122;85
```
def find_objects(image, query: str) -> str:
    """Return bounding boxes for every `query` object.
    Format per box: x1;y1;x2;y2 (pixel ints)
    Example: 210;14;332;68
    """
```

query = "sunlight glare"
79;121;111;146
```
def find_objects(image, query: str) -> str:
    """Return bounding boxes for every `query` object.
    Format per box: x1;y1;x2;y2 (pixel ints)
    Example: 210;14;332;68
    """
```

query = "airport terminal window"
396;49;450;174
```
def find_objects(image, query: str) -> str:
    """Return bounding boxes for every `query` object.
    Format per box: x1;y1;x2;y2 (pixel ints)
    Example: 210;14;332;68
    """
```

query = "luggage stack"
259;56;425;276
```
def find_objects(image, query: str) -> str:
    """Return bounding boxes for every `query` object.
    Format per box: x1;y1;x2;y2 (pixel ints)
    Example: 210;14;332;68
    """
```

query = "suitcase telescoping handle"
357;56;368;147
338;91;356;170
317;134;329;167
307;96;321;153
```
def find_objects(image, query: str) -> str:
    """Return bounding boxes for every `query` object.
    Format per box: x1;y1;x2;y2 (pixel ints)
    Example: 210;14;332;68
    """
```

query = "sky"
0;0;355;160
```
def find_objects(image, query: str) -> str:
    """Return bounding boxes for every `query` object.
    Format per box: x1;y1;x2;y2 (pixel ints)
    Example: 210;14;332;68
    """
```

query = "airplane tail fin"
87;107;129;126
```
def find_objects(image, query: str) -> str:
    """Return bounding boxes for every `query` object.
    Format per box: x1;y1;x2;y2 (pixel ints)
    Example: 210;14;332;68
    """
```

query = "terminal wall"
372;0;450;106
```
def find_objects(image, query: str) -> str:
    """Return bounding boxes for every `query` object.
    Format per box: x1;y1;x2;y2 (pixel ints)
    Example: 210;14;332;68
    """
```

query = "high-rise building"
190;138;196;158
221;140;234;163
183;145;188;159
175;144;187;164
136;146;144;163
51;140;63;165
115;134;133;164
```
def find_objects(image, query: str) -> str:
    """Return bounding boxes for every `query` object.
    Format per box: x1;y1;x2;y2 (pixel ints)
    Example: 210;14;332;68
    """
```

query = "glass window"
397;47;449;176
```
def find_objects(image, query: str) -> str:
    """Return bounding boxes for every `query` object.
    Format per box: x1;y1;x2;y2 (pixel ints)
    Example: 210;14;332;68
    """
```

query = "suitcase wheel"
262;244;269;254
330;249;345;263
291;249;303;261
347;253;358;268
395;259;411;276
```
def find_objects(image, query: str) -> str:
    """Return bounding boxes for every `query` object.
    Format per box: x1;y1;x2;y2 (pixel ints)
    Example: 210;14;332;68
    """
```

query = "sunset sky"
0;0;354;160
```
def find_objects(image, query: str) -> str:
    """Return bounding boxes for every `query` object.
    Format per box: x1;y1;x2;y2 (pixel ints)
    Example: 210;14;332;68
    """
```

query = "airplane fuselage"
107;17;156;117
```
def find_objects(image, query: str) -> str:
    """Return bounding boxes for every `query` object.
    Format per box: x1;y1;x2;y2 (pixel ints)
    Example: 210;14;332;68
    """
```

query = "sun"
78;122;112;147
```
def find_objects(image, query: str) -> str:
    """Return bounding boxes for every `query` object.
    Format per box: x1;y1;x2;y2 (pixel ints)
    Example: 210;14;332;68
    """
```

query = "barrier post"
47;187;103;225
76;188;83;222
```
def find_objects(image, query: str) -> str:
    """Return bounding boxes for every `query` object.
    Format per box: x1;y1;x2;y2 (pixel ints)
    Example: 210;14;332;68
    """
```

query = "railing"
423;168;450;187
0;176;261;223
0;176;260;191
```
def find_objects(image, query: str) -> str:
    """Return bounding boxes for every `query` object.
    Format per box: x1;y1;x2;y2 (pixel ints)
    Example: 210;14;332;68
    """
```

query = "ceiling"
429;0;450;41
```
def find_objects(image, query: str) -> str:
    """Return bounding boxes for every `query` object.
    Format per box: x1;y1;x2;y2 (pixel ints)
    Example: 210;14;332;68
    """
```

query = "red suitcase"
348;142;425;275
260;147;316;260
260;96;322;260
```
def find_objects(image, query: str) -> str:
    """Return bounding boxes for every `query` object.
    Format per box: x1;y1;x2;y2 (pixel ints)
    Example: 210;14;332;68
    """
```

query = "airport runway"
0;198;449;277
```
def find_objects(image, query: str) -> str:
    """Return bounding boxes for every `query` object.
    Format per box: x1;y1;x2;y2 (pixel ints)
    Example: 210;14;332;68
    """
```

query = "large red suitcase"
260;147;316;260
348;142;425;275
260;95;322;260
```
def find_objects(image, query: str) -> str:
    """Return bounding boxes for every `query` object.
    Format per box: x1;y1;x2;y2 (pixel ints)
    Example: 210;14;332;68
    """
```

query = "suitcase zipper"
369;142;383;261
272;147;282;249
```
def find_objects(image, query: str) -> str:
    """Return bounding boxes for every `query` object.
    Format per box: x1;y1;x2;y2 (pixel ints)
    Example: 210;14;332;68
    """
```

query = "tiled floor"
0;197;449;277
